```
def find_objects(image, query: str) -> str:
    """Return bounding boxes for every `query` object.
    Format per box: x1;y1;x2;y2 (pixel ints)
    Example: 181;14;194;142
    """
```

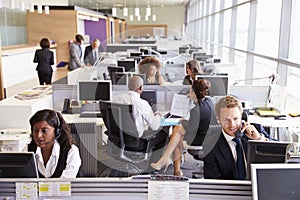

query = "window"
289;0;300;63
235;3;249;50
252;56;277;85
254;0;281;57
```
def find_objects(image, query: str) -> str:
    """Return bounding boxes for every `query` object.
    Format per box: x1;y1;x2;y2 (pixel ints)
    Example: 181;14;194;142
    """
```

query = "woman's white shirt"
35;141;81;178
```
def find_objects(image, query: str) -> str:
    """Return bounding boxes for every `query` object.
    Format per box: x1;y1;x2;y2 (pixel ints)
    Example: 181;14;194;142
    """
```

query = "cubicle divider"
0;178;252;199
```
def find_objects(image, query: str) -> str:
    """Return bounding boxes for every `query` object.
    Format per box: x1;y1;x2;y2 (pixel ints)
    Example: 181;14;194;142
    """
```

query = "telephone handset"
237;111;248;138
62;98;72;114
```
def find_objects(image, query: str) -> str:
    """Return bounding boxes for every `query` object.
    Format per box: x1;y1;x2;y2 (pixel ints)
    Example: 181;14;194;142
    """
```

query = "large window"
289;0;300;63
235;3;249;50
286;67;300;113
254;0;281;57
223;10;231;46
252;57;277;85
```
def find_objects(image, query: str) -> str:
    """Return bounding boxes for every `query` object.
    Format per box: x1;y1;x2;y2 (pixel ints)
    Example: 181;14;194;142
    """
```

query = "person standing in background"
84;38;101;66
68;34;85;71
33;38;54;85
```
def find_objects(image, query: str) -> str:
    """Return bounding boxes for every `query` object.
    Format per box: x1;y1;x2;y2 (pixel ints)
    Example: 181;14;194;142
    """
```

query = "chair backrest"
69;122;98;177
99;100;140;150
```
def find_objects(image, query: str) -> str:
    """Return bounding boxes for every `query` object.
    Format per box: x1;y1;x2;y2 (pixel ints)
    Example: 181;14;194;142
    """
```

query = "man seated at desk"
112;76;168;162
203;95;269;180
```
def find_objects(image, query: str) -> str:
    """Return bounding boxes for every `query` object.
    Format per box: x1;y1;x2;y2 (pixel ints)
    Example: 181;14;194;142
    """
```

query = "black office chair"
98;100;157;177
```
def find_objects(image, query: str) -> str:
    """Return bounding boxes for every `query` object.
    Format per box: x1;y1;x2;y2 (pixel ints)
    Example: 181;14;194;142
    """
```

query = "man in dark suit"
203;95;269;180
84;38;105;66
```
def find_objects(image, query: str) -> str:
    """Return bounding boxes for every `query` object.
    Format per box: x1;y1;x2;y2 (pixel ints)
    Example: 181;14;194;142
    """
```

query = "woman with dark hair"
30;109;81;178
33;38;54;85
151;79;214;176
183;59;204;85
138;56;164;85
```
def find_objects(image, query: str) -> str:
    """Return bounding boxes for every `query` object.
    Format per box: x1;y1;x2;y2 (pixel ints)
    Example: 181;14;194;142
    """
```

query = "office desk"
0;86;53;129
0;178;252;200
248;114;300;141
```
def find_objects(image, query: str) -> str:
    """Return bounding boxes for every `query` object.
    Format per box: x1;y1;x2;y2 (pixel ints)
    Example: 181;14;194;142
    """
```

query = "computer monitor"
130;52;142;57
78;80;112;101
131;73;146;83
111;72;128;85
0;152;39;178
107;66;125;80
141;90;157;112
195;74;229;96
247;140;291;179
192;52;206;60
117;59;137;72
251;163;300;200
179;46;189;54
195;54;213;62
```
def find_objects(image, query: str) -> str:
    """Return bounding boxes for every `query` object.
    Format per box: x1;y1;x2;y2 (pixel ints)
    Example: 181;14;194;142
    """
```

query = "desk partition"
0;178;252;200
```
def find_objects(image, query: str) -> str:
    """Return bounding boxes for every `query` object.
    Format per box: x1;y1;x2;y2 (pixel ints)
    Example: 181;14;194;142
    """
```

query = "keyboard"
79;112;102;118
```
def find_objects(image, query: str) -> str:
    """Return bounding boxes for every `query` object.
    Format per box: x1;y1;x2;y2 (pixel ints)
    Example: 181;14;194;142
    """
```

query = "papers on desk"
14;86;52;100
170;94;190;119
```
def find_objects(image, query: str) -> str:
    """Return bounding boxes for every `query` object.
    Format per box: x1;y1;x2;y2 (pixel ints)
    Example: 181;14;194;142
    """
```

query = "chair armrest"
141;130;157;140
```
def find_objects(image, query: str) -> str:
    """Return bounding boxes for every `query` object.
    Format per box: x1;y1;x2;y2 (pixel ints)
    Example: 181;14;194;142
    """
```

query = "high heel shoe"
174;170;183;176
150;158;172;173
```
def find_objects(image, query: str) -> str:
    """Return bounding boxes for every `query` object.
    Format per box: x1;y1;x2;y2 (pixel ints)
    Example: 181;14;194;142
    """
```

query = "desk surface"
248;114;300;128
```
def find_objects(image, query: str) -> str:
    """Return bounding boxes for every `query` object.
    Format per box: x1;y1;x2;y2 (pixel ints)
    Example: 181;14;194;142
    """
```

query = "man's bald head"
128;76;143;92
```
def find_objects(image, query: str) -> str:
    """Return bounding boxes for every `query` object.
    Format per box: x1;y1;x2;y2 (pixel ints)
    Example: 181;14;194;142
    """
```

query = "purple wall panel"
84;18;107;46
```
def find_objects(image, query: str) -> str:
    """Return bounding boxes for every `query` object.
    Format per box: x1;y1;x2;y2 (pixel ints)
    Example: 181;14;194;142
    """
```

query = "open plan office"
1;0;300;199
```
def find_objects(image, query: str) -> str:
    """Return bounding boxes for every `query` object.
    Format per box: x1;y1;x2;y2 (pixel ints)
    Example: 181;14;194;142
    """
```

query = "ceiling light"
37;5;42;14
135;7;139;16
123;7;128;16
152;14;156;21
44;6;49;15
146;7;151;16
112;7;117;16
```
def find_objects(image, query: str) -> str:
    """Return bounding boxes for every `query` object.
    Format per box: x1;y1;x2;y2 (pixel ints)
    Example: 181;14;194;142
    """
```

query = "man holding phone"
203;95;269;180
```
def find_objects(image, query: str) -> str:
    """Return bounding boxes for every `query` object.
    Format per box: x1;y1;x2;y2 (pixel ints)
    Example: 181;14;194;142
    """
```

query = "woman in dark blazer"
33;38;54;85
151;79;214;176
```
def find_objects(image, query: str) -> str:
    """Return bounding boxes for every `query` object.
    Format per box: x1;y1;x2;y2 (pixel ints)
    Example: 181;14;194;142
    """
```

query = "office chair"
182;124;222;178
68;122;98;177
98;100;157;177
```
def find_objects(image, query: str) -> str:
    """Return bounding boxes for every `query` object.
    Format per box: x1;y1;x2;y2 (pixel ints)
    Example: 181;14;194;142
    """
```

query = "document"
148;180;189;200
170;94;190;118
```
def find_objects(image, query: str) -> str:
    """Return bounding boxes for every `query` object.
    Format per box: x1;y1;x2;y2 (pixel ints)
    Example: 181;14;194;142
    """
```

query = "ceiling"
68;0;188;10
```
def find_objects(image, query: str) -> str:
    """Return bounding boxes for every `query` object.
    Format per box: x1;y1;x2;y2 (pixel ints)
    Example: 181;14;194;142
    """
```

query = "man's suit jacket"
84;45;96;66
203;132;248;180
84;45;105;66
68;42;83;71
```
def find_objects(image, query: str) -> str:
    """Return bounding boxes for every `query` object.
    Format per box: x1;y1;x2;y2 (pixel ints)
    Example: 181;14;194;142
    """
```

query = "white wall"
116;6;185;38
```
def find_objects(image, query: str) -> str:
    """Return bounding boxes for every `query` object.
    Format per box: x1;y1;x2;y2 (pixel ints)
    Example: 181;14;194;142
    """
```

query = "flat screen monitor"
130;52;142;57
195;54;213;62
117;59;137;72
0;152;39;178
195;74;229;96
192;52;206;60
78;80;112;101
111;72;128;85
131;73;146;83
247;140;291;179
107;66;125;80
141;90;157;112
179;47;189;54
251;163;300;200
